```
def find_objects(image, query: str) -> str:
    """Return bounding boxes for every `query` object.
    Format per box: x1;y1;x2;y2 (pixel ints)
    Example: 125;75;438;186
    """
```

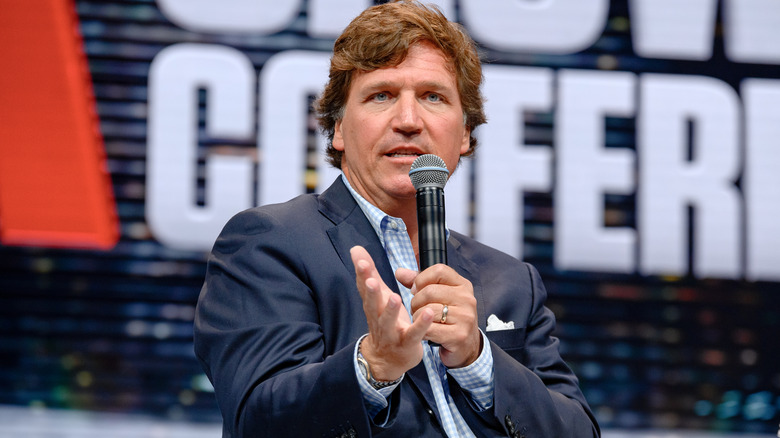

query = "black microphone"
409;154;449;270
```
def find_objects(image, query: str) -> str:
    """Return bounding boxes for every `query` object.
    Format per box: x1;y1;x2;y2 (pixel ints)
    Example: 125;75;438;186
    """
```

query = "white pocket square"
486;314;514;332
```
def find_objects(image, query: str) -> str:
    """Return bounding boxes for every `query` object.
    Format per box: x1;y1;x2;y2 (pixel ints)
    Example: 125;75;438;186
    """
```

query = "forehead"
350;42;457;90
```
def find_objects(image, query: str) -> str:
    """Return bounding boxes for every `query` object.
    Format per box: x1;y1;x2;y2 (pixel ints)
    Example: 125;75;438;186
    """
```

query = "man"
194;1;599;437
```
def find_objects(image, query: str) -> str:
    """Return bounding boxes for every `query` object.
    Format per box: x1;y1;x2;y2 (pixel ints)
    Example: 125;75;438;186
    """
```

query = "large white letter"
440;162;471;238
308;0;370;38
629;0;718;60
157;0;300;33
476;66;553;260
460;0;608;53
638;74;742;279
147;44;255;251
555;70;637;273
258;51;339;206
724;0;780;64
743;79;780;281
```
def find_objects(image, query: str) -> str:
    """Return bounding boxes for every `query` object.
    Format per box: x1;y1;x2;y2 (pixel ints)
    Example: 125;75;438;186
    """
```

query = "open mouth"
386;152;422;158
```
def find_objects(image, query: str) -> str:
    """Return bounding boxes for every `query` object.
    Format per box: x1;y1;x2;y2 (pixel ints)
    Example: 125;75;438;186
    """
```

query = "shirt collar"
341;173;450;243
342;174;393;242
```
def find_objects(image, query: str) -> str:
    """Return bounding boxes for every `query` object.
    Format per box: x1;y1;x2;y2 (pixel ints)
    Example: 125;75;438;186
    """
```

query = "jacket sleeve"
193;208;371;438
488;263;600;437
446;233;600;437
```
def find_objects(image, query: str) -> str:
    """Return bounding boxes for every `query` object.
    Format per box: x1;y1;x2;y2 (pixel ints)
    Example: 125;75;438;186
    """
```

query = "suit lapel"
405;361;441;423
448;234;487;332
319;177;400;295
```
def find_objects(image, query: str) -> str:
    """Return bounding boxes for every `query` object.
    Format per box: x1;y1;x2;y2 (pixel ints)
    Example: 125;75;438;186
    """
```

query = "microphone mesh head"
409;154;449;190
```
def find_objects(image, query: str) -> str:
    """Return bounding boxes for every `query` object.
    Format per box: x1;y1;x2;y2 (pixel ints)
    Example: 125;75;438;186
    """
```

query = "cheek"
442;119;470;154
348;117;382;144
336;116;372;153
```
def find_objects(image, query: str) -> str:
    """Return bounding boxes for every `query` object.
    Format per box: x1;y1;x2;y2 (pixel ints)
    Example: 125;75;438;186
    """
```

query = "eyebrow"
360;80;455;94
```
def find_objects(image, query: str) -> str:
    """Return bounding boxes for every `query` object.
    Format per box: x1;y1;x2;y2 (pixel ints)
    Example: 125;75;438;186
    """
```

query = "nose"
392;92;423;136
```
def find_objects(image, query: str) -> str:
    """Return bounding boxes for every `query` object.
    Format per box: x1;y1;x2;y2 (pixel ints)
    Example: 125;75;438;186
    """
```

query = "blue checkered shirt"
344;175;494;437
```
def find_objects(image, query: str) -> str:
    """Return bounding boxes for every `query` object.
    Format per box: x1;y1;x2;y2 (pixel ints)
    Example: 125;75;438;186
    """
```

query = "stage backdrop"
0;0;779;434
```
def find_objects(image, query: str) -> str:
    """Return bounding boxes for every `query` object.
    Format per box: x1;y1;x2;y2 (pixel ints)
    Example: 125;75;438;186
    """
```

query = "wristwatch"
357;342;402;390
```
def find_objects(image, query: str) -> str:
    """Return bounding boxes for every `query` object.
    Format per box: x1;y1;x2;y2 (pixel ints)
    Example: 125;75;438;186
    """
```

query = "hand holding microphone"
406;155;480;365
354;154;480;370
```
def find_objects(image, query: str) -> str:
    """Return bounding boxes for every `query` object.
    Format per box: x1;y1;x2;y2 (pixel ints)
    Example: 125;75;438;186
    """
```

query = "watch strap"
357;340;402;390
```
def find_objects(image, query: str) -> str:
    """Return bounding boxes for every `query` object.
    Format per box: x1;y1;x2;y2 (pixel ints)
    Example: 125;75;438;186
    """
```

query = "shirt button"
390;221;398;230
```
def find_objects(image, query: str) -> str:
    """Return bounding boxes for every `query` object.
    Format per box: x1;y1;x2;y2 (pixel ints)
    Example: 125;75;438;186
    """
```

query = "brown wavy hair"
314;0;486;169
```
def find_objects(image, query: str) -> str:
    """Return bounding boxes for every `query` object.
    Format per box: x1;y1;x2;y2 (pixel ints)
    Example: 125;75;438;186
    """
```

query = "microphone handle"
416;186;447;271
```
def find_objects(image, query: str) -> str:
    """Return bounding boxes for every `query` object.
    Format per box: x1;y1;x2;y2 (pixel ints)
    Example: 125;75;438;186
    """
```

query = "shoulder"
449;230;540;290
222;194;320;235
211;193;324;256
220;177;354;237
450;230;528;269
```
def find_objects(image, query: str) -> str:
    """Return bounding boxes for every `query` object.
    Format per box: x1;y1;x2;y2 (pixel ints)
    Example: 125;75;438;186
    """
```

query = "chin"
386;181;416;199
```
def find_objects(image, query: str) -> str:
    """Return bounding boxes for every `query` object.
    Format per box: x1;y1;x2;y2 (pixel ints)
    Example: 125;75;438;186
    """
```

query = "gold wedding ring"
440;304;448;323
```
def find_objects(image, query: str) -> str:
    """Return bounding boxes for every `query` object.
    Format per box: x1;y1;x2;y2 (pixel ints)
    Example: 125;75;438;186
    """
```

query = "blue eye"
427;93;441;102
374;92;388;101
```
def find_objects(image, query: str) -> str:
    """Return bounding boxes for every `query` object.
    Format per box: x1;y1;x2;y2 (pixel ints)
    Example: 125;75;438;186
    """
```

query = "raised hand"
350;246;434;380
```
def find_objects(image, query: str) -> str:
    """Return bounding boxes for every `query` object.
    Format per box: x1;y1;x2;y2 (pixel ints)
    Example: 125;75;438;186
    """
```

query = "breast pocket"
486;327;526;361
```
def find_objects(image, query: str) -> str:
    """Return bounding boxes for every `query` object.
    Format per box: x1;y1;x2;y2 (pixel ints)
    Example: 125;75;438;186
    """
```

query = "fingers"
351;246;429;377
440;303;449;324
413;302;462;330
376;292;402;331
412;303;449;323
414;263;461;286
352;246;476;366
422;301;481;368
351;246;377;293
407;264;481;368
412;265;471;301
375;294;433;349
351;246;388;318
395;267;417;290
410;266;475;317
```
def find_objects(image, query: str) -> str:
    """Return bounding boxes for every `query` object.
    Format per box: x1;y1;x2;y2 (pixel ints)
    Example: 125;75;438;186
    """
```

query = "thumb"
395;267;418;291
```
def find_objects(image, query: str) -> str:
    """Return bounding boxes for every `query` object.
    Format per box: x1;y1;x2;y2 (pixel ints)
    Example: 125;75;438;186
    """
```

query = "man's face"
333;41;470;214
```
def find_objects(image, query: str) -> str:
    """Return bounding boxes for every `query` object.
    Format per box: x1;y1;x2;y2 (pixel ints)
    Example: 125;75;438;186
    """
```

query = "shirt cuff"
446;330;495;411
353;334;403;421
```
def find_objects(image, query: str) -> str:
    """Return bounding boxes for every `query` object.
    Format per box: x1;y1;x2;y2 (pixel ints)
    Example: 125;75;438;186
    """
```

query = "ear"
333;119;345;152
460;126;471;155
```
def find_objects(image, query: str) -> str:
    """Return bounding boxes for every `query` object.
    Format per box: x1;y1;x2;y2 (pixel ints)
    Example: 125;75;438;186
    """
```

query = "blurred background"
0;0;778;436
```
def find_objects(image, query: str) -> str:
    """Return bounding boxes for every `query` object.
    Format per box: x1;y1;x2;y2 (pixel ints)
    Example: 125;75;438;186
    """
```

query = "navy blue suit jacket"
194;177;599;437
